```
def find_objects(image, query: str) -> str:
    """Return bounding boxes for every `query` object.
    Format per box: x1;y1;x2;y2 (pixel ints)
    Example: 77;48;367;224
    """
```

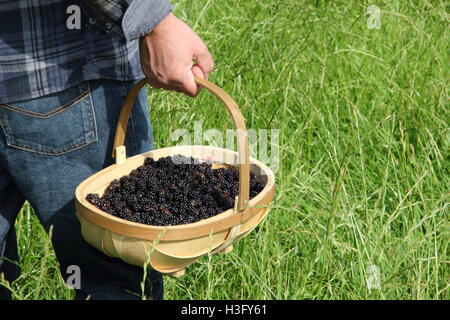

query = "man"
0;0;214;299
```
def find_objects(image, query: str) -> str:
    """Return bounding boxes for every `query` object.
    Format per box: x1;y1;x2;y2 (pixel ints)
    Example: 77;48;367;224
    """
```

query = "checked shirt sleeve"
81;0;173;43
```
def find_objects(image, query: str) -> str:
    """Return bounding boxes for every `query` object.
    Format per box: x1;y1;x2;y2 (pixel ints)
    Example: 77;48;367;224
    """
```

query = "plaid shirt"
0;0;172;104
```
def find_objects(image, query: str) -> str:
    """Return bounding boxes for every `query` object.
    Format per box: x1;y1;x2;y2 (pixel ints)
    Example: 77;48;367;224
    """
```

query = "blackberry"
85;155;266;226
144;157;155;166
86;193;100;206
122;180;136;193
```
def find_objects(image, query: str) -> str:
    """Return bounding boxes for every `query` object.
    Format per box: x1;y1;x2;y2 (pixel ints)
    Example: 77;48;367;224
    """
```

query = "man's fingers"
179;70;198;97
194;46;214;78
192;64;205;79
190;65;205;96
147;63;209;97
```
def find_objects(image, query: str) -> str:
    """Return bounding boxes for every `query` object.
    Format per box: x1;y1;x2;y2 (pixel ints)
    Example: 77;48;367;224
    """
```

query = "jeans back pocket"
0;82;98;155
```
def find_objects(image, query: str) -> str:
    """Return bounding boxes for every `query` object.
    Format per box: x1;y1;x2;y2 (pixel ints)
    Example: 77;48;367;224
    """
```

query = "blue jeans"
0;79;163;300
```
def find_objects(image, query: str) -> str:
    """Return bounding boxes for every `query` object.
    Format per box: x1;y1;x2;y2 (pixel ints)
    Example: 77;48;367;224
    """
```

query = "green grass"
2;0;449;299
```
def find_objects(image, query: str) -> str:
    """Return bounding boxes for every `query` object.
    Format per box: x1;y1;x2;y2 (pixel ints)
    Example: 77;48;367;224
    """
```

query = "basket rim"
75;145;275;241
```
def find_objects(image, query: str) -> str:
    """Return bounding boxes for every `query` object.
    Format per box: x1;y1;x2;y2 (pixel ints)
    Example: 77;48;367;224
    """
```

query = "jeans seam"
4;141;93;156
82;81;98;145
0;91;90;119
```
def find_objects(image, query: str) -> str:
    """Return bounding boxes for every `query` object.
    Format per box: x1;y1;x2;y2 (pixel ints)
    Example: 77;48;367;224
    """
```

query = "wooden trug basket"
75;77;275;277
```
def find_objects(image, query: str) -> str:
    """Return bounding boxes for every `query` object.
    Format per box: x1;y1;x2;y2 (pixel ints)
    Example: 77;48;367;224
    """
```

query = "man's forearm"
81;0;173;42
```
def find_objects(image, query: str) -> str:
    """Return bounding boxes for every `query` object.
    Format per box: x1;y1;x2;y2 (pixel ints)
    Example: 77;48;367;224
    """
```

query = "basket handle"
112;77;250;211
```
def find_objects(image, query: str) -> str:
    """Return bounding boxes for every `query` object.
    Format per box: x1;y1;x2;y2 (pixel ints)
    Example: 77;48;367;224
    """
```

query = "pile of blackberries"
86;155;266;226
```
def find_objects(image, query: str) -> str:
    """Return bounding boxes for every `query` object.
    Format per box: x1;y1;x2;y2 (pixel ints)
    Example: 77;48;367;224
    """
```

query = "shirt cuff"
122;0;173;42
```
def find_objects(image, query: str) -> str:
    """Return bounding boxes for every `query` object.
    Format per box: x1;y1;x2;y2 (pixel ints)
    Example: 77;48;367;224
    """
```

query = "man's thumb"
184;64;205;97
192;64;205;80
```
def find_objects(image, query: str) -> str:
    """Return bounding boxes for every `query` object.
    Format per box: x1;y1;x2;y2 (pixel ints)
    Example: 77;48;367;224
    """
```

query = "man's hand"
139;12;214;97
